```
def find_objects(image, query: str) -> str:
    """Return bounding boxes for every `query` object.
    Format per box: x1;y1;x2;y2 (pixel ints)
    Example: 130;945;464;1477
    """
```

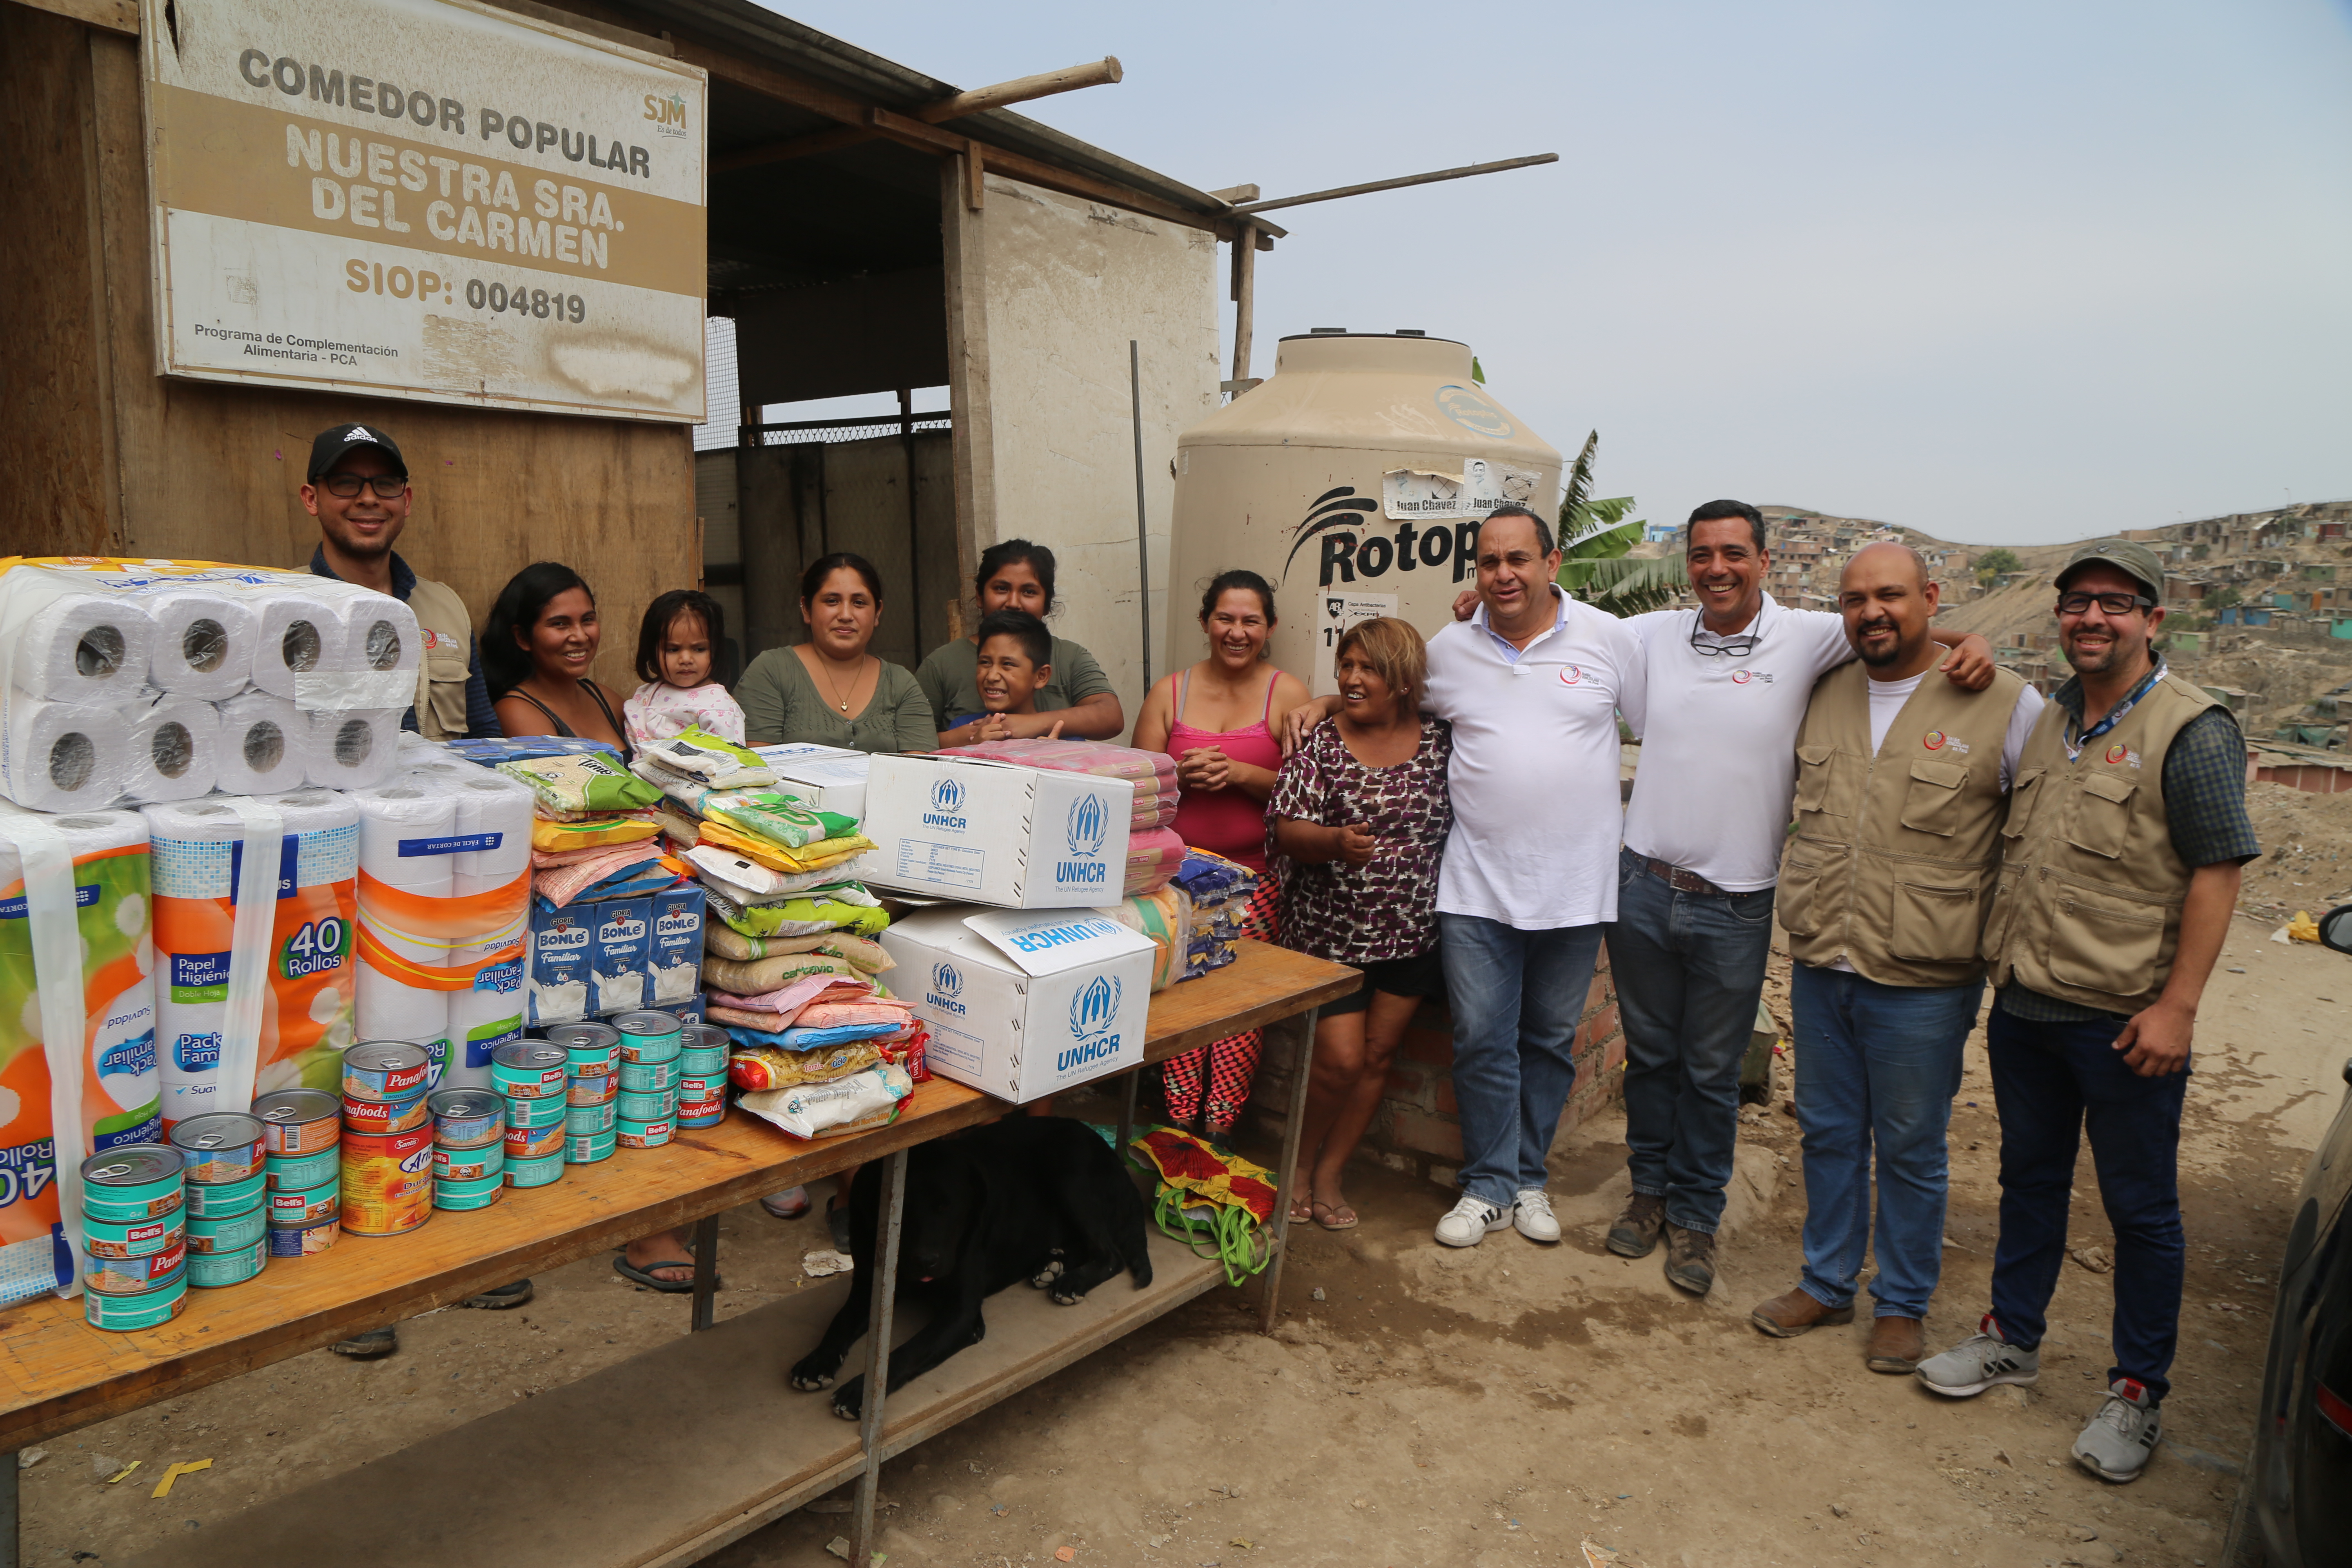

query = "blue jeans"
1610;848;1777;1234
1790;964;1980;1319
1986;1003;2189;1402
1439;913;1606;1208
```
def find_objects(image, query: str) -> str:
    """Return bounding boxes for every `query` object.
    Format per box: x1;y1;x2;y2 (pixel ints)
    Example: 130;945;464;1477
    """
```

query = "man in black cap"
302;421;498;741
303;423;528;1354
1917;537;2258;1486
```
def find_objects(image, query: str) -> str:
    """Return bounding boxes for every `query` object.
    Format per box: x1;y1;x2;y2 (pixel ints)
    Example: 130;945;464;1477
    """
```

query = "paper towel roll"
251;592;340;703
145;791;360;1121
147;589;259;702
305;707;401;791
353;785;454;1084
9;593;156;705
120;695;221;806
214;692;309;796
0;806;157;1300
0;699;130;813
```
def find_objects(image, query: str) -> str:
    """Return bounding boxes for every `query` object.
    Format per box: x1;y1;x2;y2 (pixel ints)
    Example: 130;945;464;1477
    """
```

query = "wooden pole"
1229;224;1256;385
1231;152;1558;215
919;57;1121;122
851;1150;909;1566
1129;341;1152;691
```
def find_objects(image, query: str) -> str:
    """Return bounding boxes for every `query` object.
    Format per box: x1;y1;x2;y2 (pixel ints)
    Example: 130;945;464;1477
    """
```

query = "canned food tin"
266;1216;339;1256
168;1113;267;1184
503;1151;564;1189
185;1205;267;1256
84;1272;188;1331
80;1147;183;1223
267;1175;340;1227
679;1022;730;1055
675;1100;725;1130
82;1243;186;1294
428;1088;505;1149
341;1087;429;1136
617;1058;678;1094
82;1211;185;1260
340;1128;433;1236
267;1147;341;1192
182;1169;267;1218
253;1088;341;1155
613;1011;682;1064
615;1116;673;1149
342;1040;433;1101
186;1237;266;1289
676;1045;729;1077
491;1041;569;1098
503;1122;566;1161
565;1129;617;1164
677;1073;725;1102
564;1100;617;1136
434;1172;504;1211
503;1091;568;1129
541;1020;621;1059
432;1143;504;1183
615;1088;677;1122
566;1071;619;1107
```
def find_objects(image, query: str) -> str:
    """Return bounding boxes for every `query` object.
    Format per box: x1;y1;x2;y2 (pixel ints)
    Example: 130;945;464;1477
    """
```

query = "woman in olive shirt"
735;552;936;752
917;539;1125;747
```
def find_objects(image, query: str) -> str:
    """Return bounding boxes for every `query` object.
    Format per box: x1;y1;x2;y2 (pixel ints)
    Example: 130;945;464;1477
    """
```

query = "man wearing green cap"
1916;538;2258;1486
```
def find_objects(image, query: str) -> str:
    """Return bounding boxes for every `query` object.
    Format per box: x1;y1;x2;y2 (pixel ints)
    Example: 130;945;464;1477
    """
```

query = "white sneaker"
1513;1188;1561;1243
1434;1194;1510;1247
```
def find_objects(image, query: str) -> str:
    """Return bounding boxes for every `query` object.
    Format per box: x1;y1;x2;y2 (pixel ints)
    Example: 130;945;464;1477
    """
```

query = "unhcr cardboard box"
880;906;1155;1103
770;753;872;818
862;755;1131;909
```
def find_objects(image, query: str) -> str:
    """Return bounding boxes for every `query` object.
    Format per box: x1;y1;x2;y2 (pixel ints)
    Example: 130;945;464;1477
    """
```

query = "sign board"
1310;590;1397;697
140;0;707;421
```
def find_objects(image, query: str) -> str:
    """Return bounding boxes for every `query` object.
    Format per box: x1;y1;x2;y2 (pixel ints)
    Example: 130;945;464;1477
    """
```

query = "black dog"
788;1116;1154;1418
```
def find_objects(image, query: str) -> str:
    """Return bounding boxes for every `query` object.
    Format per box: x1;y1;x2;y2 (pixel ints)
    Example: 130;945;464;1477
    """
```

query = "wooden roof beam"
713;58;1120;175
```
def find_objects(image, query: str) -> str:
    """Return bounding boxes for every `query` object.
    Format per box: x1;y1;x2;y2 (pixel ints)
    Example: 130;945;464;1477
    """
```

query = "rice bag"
702;924;893;972
497;752;663;814
702;789;858;851
704;951;864;994
638;727;776;787
737;1063;911;1139
530;815;661;852
1109;885;1190;991
1123;825;1187;898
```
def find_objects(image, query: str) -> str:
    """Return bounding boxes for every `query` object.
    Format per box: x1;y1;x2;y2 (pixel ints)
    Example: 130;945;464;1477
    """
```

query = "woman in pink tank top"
1134;570;1312;1132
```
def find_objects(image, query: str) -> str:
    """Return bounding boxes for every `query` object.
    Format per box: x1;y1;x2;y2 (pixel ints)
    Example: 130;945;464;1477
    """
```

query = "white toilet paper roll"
308;594;421;713
251;592;340;703
0;698;129;813
120;696;221;805
353;784;457;1084
213;692;309;796
147;589;259;702
8;592;156;704
441;773;533;1087
305;707;401;791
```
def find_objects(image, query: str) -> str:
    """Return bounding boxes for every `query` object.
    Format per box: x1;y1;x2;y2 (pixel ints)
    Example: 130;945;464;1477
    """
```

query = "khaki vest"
1777;661;2029;986
1981;672;2225;1013
404;576;475;742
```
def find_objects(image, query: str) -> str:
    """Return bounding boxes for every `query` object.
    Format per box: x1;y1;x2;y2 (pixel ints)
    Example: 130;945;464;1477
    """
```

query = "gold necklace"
821;654;863;714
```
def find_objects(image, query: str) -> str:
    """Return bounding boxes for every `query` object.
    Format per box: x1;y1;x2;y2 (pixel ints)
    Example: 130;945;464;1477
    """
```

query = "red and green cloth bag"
1127;1126;1278;1285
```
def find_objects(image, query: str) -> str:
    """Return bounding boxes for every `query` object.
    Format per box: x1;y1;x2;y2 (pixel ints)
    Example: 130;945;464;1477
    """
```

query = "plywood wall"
946;170;1222;729
0;19;695;701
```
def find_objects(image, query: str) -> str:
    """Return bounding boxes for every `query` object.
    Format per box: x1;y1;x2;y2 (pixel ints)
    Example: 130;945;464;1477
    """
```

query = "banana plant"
1553;431;1688;617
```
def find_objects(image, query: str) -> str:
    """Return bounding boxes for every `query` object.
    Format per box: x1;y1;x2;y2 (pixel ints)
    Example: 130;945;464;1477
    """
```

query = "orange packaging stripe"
354;929;524;993
356;869;529;947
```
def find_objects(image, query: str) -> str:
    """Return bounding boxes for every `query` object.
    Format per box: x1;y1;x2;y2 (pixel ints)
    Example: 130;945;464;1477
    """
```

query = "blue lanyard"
2064;662;2163;761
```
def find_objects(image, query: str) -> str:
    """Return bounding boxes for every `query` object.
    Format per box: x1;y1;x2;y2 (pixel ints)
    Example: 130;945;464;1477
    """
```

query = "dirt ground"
18;911;2346;1568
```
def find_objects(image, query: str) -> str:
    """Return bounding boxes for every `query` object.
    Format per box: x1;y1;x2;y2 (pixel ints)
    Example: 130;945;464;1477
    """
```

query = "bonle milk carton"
880;906;1155;1103
647;885;704;1009
590;895;653;1016
527;903;592;1026
861;755;1131;910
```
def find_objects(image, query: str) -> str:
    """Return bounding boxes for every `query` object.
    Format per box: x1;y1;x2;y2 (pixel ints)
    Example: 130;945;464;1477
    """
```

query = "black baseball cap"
306;422;407;481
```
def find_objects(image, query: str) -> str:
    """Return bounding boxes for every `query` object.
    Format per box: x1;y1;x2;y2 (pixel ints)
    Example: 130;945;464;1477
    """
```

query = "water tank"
1166;331;1561;694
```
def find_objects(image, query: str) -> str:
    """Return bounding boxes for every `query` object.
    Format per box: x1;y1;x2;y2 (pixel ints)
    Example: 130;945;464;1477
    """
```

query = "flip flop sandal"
613;1254;717;1294
761;1186;811;1220
1312;1200;1360;1232
1287;1194;1315;1225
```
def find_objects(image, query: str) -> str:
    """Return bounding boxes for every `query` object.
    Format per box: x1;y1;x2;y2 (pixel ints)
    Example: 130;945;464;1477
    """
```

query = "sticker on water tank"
1381;459;1541;520
1434;383;1516;439
1312;593;1399;699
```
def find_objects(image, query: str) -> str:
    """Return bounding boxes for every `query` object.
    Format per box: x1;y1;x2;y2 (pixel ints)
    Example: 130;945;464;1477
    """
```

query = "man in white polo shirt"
1605;502;1993;1296
1291;504;1644;1247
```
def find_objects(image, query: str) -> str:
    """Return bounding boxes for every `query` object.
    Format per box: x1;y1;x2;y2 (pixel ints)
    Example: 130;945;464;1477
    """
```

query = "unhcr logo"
924;775;969;829
1058;974;1124;1074
926;960;967;1016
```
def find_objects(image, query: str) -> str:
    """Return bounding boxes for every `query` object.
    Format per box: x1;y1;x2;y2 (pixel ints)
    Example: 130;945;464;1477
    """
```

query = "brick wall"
1241;941;1625;1185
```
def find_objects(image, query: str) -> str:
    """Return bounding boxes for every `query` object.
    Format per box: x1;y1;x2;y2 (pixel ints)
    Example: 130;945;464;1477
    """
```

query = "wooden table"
0;939;1356;1568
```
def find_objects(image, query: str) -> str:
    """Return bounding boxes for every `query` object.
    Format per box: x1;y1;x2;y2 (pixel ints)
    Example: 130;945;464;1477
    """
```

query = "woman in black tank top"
483;562;634;761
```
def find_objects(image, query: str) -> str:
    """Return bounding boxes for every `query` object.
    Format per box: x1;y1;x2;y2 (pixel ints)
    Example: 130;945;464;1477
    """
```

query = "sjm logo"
643;92;688;133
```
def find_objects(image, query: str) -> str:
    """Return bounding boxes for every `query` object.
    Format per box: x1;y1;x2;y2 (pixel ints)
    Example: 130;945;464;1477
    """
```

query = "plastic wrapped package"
121;695;221;804
0;807;159;1304
735;1063;911;1139
1172;850;1256;980
1108;885;1192;991
934;737;1178;831
1123;825;1187;898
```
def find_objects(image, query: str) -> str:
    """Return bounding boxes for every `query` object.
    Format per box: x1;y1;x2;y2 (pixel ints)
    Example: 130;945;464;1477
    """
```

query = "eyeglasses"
320;473;408;499
1689;615;1761;657
2056;591;2154;617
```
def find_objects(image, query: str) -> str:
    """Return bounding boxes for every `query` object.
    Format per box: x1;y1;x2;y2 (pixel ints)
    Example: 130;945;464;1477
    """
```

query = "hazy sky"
750;0;2352;546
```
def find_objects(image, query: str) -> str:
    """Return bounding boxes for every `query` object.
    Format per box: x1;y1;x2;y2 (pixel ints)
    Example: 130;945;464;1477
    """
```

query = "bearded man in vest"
302;422;499;742
1916;539;2257;1486
1750;544;2043;1375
